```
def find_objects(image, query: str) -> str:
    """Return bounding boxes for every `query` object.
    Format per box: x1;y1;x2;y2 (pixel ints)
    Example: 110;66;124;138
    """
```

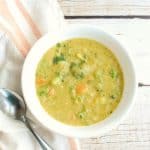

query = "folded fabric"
0;0;79;149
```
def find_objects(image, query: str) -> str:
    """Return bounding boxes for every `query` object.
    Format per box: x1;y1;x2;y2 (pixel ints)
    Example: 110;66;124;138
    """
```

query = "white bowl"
21;25;137;138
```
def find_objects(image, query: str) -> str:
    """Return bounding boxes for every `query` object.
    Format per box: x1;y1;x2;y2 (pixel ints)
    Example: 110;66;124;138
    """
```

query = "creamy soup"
35;38;124;126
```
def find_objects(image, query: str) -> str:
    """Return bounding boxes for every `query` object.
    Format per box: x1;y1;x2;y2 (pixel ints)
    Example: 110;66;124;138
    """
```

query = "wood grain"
65;19;150;150
59;0;150;16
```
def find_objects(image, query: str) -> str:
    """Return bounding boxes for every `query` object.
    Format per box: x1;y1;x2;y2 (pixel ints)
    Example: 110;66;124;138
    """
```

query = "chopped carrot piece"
76;83;87;94
36;78;46;86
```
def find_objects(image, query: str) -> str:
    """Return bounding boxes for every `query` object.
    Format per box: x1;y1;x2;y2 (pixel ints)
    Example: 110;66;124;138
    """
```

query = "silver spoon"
0;88;53;150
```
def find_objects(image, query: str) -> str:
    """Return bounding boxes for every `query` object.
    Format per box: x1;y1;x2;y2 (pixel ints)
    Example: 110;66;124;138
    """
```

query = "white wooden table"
59;1;150;149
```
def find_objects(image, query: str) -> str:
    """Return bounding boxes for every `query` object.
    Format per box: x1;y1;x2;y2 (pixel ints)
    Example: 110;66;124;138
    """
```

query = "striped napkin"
0;0;79;150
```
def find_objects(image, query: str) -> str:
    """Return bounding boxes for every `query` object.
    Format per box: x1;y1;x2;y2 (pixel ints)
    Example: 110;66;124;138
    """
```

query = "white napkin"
0;0;79;149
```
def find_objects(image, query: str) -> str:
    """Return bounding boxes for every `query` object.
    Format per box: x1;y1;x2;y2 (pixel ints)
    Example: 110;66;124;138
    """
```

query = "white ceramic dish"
22;25;137;138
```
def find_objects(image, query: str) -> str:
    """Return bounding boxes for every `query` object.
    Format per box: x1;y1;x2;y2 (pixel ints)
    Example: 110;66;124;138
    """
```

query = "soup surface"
36;38;124;126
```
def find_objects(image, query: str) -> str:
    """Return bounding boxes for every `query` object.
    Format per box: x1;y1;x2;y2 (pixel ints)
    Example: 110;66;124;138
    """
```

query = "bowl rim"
21;24;137;138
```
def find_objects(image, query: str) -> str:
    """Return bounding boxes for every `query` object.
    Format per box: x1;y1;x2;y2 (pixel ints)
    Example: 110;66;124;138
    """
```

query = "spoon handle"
22;116;53;150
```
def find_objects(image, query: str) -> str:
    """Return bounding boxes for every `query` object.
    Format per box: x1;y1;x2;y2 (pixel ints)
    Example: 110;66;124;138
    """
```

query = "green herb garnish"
110;94;116;99
53;54;65;64
110;69;117;79
77;106;87;119
70;62;85;80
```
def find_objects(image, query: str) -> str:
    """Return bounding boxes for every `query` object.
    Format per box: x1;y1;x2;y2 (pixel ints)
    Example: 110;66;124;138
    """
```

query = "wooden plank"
59;0;150;16
65;19;150;150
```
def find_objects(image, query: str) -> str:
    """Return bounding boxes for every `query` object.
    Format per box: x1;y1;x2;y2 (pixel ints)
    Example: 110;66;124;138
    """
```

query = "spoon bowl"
0;88;25;120
0;88;53;150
